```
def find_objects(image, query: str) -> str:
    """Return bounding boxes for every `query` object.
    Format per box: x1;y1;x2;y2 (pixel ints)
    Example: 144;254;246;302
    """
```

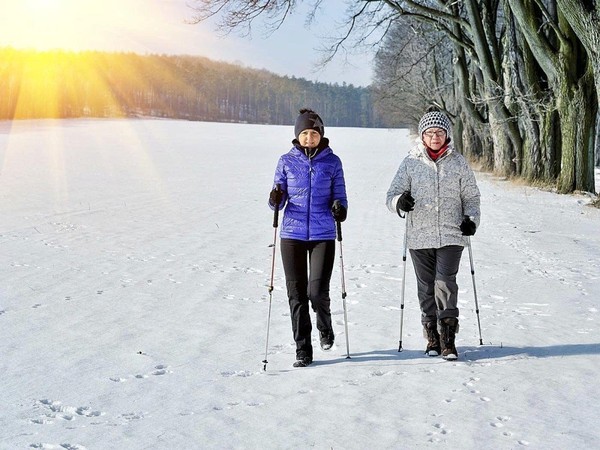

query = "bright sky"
0;0;373;86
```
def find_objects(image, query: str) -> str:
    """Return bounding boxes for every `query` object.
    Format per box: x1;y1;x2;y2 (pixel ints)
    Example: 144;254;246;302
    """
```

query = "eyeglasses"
423;130;446;138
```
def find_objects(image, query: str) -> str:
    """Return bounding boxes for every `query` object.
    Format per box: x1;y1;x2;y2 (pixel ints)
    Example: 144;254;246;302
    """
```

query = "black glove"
331;200;347;222
269;187;283;206
396;191;415;213
460;216;477;236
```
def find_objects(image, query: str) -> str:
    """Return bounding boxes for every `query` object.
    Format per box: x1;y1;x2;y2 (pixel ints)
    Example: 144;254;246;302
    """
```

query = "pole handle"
273;184;282;228
333;199;343;241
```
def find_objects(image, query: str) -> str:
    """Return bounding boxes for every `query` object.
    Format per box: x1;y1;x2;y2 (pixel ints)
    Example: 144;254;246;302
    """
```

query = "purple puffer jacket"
270;143;347;241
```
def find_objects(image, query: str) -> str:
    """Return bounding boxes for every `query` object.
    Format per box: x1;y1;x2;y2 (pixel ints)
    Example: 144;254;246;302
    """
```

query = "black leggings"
280;239;336;358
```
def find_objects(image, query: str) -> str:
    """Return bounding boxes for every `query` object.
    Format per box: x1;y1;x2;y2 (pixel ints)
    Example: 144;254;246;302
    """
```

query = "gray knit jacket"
386;140;481;250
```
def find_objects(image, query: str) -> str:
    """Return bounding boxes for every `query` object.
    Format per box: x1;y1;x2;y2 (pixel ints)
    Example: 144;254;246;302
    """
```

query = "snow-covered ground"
1;119;599;449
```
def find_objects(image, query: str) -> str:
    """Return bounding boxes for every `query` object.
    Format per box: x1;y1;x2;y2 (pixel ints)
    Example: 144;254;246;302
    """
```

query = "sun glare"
1;0;143;53
1;0;210;58
25;0;62;9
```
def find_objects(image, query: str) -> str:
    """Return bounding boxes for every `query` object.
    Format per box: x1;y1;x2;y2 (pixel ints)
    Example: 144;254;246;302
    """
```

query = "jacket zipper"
307;156;313;240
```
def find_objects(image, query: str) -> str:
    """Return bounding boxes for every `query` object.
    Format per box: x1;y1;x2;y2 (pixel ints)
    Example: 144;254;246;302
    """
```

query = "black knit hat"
418;107;452;136
294;108;325;139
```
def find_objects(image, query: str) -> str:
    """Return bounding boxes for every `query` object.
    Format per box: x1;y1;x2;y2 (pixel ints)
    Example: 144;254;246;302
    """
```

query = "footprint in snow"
110;377;128;383
30;418;53;425
433;423;449;434
370;369;393;377
463;376;480;387
32;400;104;426
153;364;170;376
115;364;172;381
119;412;145;421
221;370;253;377
30;444;88;450
136;365;172;378
490;416;511;428
427;423;450;441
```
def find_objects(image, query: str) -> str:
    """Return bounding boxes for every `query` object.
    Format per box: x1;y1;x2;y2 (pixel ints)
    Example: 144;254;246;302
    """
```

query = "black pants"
280;239;336;358
409;245;464;325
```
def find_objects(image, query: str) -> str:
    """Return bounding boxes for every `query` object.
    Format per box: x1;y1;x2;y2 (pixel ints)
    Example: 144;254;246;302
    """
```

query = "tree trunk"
556;62;596;192
464;0;522;176
507;0;596;192
556;0;600;183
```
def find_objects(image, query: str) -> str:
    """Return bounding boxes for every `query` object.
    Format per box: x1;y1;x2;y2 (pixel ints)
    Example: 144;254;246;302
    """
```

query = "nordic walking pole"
334;201;351;359
263;184;281;371
467;235;484;345
398;213;409;352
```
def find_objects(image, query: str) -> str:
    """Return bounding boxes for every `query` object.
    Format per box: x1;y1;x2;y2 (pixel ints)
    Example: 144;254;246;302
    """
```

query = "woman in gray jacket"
386;107;481;360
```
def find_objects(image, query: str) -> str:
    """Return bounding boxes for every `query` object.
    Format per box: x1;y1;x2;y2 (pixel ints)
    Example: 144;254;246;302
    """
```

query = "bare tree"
189;0;598;192
507;0;596;192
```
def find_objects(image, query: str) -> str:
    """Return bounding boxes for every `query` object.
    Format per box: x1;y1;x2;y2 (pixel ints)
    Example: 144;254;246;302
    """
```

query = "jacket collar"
413;138;454;162
291;137;331;159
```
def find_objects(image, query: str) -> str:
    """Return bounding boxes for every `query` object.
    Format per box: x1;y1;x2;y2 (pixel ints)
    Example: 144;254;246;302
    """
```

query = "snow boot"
293;350;313;367
423;321;441;356
293;355;313;367
319;330;335;351
439;318;459;360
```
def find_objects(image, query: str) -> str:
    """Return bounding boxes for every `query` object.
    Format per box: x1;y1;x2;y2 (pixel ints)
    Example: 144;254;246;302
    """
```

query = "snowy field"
1;118;600;449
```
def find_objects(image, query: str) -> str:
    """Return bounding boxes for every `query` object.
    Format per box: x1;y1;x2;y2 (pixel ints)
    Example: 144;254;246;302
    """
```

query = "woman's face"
422;128;447;151
298;129;321;148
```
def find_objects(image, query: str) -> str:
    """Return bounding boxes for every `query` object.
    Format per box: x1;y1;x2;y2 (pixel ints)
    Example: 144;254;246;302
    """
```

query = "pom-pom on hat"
418;107;452;136
294;108;325;139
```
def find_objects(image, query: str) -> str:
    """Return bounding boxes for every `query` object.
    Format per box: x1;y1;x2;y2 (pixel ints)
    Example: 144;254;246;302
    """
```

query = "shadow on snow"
461;342;600;361
308;343;600;366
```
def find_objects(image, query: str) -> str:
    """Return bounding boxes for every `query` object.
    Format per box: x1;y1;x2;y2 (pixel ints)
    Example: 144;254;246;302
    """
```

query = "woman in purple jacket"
269;108;348;367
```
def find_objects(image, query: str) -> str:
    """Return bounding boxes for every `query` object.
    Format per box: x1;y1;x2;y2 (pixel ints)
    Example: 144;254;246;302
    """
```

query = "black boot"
439;318;458;360
293;351;313;367
423;322;441;356
319;330;335;351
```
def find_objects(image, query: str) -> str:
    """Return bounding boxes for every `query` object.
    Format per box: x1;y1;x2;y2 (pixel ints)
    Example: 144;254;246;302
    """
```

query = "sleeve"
460;161;481;227
386;158;410;213
268;155;288;211
332;156;348;210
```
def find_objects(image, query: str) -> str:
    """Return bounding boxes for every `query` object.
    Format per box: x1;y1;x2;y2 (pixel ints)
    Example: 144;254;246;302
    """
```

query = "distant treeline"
0;48;387;128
